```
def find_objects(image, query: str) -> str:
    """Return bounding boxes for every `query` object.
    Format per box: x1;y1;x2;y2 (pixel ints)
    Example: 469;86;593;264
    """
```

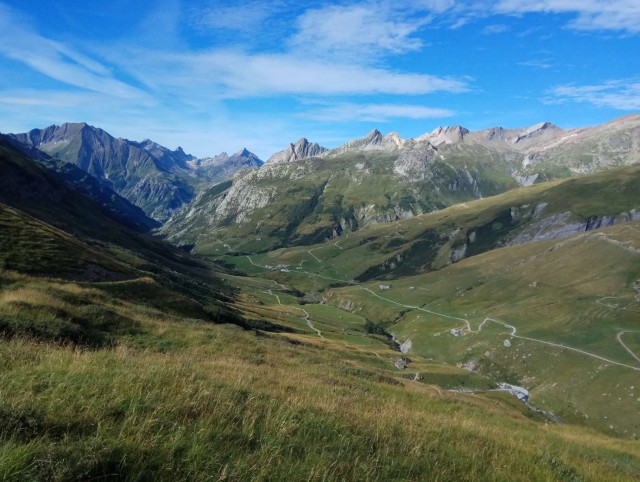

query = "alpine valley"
1;115;640;481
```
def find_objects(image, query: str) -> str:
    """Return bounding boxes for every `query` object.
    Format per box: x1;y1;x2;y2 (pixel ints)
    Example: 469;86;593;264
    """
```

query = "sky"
0;0;639;159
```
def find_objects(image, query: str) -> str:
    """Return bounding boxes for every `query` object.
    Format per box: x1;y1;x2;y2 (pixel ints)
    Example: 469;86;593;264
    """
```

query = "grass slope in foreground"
1;270;640;480
1;204;639;479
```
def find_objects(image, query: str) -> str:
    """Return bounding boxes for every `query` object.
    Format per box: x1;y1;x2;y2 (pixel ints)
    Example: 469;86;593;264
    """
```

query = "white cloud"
288;2;431;60
482;23;508;34
108;49;469;98
193;2;275;32
546;80;640;110
0;89;105;107
518;59;552;69
494;0;640;33
0;1;469;158
0;4;149;101
301;103;456;122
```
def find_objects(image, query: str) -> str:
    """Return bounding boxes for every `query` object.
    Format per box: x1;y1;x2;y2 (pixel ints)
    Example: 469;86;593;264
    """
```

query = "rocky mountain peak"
366;128;382;139
511;121;563;145
527;121;554;132
417;125;469;146
327;129;405;156
266;137;328;165
387;132;404;146
229;148;263;167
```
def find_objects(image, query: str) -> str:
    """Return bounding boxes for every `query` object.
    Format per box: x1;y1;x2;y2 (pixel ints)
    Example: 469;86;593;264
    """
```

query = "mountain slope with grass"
0;139;250;333
208;161;640;438
215;162;640;284
322;219;640;437
161;115;640;254
2;133;640;479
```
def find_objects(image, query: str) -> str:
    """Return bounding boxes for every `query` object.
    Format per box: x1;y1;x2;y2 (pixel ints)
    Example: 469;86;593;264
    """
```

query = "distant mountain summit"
194;148;263;181
0;135;158;233
11;123;196;221
328;129;405;155
161;114;640;253
11;123;263;222
417;125;468;146
416;121;563;149
266;138;328;164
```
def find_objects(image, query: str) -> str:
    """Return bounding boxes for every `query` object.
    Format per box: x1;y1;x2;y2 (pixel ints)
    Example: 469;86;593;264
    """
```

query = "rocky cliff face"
194;148;263;182
266;138;327;165
507;208;640;246
11;124;263;222
327;129;405;155
161;115;640;253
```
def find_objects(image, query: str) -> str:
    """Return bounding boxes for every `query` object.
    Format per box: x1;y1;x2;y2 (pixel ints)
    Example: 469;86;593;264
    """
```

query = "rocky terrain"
266;138;327;165
160;115;640;253
11;123;262;221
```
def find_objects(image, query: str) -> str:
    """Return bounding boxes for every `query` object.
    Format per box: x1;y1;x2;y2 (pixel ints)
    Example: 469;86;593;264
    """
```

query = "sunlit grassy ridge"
322;221;640;436
1;272;640;480
219;163;640;287
2;138;640;478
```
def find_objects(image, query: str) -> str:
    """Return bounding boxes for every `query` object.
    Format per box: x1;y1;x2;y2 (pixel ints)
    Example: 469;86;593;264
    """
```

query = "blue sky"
0;0;639;159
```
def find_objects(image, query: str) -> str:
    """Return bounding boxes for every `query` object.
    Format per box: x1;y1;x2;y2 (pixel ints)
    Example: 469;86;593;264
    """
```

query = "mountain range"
2;114;640;479
10;123;263;222
159;114;640;254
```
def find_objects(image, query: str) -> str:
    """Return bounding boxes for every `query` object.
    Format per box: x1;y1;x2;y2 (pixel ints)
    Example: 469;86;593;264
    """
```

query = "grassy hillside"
2;270;640;480
202;165;640;437
2;137;640;478
218;162;640;288
161;148;521;254
322;221;640;436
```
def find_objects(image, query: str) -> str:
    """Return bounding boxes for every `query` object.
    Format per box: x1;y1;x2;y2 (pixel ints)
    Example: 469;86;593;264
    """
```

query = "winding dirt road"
261;289;322;338
246;254;640;370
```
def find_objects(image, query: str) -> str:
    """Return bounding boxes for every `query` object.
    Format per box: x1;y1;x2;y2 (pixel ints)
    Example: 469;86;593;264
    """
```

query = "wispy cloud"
288;3;429;61
109;49;468;99
494;0;640;34
301;103;456;122
518;59;552;69
0;4;150;100
482;23;508;35
546;80;640;110
191;1;276;32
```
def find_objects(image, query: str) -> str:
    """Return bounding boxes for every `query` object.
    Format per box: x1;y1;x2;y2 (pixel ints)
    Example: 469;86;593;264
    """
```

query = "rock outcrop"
266;138;327;165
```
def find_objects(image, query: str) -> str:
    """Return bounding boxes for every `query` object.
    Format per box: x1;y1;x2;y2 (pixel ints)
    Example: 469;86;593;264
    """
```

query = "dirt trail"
592;280;640;362
245;253;639;369
359;289;640;372
299;308;323;338
261;289;322;338
617;331;640;364
307;247;323;263
478;317;640;372
361;288;471;331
